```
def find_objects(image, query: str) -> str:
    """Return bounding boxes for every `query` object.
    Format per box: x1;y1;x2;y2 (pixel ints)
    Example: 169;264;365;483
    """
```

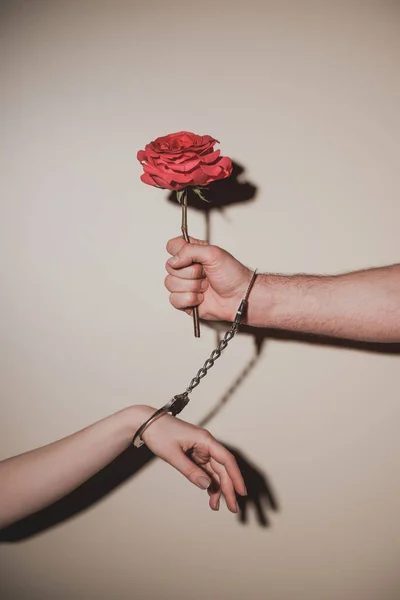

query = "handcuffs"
132;269;258;448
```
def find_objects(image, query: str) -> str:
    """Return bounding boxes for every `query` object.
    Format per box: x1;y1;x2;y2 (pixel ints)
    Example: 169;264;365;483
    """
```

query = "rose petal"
200;164;222;177
141;171;174;190
140;173;160;187
138;133;231;190
200;135;219;146
152;131;196;153
217;156;233;175
168;171;199;183
166;158;201;173
152;174;175;190
199;156;232;181
146;132;217;157
144;144;161;158
200;149;221;164
188;169;209;186
137;149;147;162
143;163;197;184
166;152;200;163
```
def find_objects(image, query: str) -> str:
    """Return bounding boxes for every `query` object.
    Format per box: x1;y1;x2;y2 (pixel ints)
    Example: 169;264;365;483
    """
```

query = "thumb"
166;235;208;256
165;446;211;490
167;242;219;270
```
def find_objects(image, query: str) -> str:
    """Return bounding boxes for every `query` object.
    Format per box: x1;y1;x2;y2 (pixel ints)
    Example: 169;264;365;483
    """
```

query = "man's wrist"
244;273;275;328
244;272;330;332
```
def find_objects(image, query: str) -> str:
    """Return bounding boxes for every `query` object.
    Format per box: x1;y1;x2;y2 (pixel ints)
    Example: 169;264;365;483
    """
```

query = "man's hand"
165;236;251;322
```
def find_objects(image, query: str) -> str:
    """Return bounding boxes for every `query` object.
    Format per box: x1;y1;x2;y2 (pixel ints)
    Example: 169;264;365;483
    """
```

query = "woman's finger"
208;441;247;497
210;458;238;514
203;464;222;511
162;444;211;491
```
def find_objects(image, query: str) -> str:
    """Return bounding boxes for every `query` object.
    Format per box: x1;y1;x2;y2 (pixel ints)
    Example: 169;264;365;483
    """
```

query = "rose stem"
205;211;210;244
180;189;200;338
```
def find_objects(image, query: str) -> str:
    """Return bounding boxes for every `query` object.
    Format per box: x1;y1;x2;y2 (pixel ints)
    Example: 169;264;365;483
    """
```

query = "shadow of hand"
225;444;279;527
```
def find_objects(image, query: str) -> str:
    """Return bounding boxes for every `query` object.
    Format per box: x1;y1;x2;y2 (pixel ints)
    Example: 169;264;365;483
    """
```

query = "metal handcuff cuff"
132;270;258;448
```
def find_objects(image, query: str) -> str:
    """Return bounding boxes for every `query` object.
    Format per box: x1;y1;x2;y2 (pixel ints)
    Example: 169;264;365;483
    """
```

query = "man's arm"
164;237;400;343
248;265;400;343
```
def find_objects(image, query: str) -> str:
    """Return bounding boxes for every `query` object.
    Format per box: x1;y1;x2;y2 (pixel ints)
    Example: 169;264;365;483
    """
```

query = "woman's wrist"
118;405;157;446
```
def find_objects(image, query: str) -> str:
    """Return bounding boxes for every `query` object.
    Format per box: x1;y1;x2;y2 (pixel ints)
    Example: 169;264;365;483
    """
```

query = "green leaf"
193;187;210;202
176;189;186;204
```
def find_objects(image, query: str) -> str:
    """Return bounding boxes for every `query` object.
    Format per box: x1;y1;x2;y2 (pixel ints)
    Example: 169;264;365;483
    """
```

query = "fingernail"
243;486;248;496
168;256;179;265
200;279;207;290
234;502;239;513
216;499;220;511
197;476;210;490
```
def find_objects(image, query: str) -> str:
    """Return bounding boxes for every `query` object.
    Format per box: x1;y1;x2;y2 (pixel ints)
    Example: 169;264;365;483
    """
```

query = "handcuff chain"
184;268;258;396
185;326;236;394
132;269;258;447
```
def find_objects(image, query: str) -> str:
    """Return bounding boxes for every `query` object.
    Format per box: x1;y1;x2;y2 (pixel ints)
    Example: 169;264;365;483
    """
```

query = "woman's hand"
140;408;247;513
0;404;246;528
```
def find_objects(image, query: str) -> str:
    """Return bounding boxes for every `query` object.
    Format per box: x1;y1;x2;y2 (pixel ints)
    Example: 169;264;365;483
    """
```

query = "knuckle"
187;292;198;306
191;264;203;278
195;292;204;305
202;428;214;442
191;279;202;292
169;292;177;307
225;451;236;464
221;447;235;463
166;236;181;253
185;465;198;479
209;245;222;261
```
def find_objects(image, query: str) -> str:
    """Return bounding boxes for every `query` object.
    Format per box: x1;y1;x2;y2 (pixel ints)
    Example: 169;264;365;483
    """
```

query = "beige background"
1;1;399;599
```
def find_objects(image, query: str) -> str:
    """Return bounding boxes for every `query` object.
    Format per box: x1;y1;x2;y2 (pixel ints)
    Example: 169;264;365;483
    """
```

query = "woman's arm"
0;405;245;528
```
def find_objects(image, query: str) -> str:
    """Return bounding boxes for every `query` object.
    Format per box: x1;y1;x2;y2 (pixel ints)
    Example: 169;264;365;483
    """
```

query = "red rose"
137;131;233;191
